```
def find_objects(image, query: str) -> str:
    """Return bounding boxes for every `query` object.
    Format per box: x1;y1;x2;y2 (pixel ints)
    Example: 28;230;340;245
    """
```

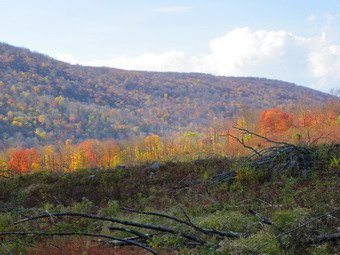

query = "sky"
1;0;340;93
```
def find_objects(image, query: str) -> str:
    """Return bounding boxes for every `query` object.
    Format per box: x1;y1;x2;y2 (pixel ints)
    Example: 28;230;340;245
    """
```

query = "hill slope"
0;43;330;147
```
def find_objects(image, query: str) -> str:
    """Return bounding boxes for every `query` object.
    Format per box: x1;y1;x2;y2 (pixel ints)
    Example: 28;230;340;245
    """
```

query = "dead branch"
171;171;235;191
0;231;158;255
93;238;201;249
180;207;192;223
255;207;340;252
121;207;245;239
92;235;151;247
207;229;247;238
14;212;206;244
108;225;152;240
228;132;262;157
121;207;213;236
233;127;293;147
248;209;285;232
312;233;340;243
210;171;236;183
1;242;13;255
227;127;316;176
249;209;288;248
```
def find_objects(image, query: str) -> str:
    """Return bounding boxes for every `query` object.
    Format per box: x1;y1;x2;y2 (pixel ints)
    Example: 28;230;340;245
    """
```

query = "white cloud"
192;28;294;75
308;42;340;90
156;6;191;13
55;53;79;65
84;51;186;72
55;27;340;93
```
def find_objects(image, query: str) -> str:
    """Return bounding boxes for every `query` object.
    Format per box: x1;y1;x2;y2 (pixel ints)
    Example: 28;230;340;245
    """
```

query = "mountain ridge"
0;42;331;147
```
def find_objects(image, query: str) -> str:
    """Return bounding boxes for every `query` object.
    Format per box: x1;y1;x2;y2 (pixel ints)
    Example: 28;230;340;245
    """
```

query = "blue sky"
1;0;340;93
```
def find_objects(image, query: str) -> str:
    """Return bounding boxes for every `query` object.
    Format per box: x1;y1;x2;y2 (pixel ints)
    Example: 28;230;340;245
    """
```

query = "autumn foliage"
258;108;295;132
1;105;338;175
7;148;40;174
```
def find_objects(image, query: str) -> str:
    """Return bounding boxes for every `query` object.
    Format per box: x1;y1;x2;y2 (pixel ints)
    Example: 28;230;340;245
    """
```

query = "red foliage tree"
258;108;295;132
7;148;41;174
76;140;100;168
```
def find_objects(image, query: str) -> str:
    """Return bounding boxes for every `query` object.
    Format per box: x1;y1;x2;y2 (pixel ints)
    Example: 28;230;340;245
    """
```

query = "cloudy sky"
1;0;340;93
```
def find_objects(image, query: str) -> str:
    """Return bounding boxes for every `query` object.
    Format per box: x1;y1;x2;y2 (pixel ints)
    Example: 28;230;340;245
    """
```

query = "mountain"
0;42;331;147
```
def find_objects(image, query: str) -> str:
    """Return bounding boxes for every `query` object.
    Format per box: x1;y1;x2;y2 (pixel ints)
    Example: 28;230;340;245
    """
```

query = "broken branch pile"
231;127;315;177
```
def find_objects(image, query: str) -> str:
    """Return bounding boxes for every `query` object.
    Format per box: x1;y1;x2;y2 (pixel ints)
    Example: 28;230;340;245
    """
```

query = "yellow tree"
143;135;163;160
40;145;61;172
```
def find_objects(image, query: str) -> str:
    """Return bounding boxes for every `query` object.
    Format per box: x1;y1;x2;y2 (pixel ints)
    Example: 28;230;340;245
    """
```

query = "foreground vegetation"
0;138;338;254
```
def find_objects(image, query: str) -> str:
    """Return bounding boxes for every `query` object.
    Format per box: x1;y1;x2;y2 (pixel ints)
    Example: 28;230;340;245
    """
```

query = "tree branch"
248;209;285;232
121;207;213;236
227;133;262;157
233;127;293;147
14;212;205;244
312;233;340;243
108;225;152;240
255;207;340;252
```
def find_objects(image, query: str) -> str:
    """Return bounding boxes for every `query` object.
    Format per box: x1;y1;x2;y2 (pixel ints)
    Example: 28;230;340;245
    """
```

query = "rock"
149;172;157;179
143;162;160;171
301;170;312;177
149;162;160;170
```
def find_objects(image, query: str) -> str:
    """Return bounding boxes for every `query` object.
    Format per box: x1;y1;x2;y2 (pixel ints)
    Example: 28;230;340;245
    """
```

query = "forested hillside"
0;43;331;147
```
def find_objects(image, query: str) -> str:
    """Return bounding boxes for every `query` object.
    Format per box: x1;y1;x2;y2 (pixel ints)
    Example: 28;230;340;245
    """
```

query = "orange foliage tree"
298;110;337;127
7;148;41;174
258;108;295;133
68;139;121;171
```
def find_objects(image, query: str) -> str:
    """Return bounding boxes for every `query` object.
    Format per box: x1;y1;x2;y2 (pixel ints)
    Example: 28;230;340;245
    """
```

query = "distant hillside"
0;43;330;147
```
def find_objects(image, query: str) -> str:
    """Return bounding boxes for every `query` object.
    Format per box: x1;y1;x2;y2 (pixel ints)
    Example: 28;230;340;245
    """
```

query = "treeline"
0;43;332;148
1;106;338;175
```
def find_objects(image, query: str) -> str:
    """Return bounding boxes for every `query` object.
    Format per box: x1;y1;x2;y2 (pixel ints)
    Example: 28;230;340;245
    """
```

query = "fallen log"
14;212;206;244
121;207;245;239
312;233;340;243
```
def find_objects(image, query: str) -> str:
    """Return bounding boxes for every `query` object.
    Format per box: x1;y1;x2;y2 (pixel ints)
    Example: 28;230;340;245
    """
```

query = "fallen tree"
228;127;318;177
